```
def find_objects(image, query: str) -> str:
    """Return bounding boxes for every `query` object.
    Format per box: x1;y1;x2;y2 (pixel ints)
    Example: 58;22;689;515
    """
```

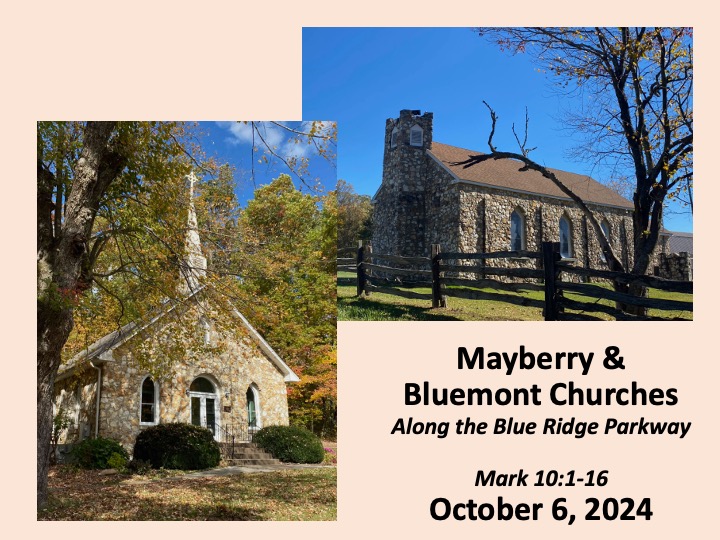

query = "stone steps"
223;458;282;466
218;441;281;466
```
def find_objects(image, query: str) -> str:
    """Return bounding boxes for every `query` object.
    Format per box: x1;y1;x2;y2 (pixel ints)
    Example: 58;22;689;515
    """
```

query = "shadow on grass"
337;277;356;287
40;468;336;521
445;287;545;309
338;297;461;321
44;491;266;521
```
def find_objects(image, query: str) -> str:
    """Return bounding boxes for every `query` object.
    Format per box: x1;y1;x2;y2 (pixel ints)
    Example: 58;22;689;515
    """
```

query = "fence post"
357;240;372;297
542;241;561;321
356;240;365;297
364;241;372;296
431;244;446;308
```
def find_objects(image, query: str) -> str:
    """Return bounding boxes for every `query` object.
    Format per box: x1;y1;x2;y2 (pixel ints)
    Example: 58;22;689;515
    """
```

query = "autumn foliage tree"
473;28;693;284
194;163;241;275
230;175;337;436
336;179;373;250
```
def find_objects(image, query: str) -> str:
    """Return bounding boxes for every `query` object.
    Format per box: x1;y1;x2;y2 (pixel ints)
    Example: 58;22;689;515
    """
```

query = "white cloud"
217;121;334;163
218;121;285;149
281;138;313;159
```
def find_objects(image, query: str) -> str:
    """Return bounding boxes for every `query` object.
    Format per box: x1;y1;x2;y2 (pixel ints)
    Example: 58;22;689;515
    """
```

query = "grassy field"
338;271;692;321
39;466;337;521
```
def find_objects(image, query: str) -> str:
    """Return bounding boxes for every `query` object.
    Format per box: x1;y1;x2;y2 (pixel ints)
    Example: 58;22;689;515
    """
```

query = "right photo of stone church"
337;107;692;322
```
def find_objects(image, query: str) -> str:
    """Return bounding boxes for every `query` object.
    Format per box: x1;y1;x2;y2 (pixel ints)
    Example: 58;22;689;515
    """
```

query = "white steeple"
180;172;207;294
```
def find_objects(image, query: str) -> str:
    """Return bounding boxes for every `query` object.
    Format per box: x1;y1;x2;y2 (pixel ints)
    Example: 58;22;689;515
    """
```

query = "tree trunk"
623;258;652;316
37;304;74;509
623;212;660;317
36;121;122;511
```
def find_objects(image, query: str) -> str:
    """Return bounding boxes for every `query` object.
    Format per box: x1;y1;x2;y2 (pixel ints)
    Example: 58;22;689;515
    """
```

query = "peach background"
340;323;715;537
5;1;716;538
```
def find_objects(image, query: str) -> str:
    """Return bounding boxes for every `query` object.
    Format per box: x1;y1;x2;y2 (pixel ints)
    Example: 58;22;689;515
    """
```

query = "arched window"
190;377;215;393
409;124;423;147
199;317;211;345
510;209;525;251
559;215;573;258
140;376;158;425
74;386;81;426
390;126;399;149
247;385;261;430
600;221;611;263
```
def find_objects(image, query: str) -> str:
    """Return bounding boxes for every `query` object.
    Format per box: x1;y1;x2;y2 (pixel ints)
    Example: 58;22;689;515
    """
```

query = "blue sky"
301;27;692;233
197;121;336;204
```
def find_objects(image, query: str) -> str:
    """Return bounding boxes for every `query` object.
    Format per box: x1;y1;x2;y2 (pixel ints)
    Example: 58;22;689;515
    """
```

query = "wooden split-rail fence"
338;241;693;321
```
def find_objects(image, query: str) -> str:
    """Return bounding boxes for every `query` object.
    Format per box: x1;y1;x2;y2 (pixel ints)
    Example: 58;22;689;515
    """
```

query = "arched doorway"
189;376;219;437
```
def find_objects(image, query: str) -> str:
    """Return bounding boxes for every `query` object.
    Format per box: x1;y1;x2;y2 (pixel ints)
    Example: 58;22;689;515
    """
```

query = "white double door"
190;391;218;437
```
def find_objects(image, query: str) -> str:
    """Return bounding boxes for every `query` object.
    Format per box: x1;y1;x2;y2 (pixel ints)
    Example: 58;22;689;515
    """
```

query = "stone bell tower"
373;109;434;256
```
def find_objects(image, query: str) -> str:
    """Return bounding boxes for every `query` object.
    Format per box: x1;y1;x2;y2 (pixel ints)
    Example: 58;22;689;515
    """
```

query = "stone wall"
53;369;99;445
649;235;693;281
658;252;693;281
454;183;633;271
100;326;290;450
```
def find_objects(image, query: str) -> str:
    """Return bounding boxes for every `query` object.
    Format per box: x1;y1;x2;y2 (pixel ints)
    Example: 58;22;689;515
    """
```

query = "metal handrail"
208;421;255;459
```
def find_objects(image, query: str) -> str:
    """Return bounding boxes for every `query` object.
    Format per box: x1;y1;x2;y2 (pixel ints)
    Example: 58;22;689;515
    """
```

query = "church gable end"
53;174;297;453
115;316;290;445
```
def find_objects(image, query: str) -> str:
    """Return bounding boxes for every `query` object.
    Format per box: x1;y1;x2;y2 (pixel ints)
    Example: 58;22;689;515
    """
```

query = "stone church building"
53;174;299;453
373;109;636;270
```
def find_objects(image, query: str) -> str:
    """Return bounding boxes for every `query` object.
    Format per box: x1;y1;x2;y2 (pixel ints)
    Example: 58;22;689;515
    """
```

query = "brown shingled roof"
429;142;634;209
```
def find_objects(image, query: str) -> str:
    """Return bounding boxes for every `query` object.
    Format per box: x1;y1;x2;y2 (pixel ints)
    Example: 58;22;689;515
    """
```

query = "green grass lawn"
338;271;692;321
39;466;337;521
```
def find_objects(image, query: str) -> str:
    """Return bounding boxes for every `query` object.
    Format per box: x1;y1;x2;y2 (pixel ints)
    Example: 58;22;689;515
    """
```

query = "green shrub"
70;437;129;469
133;423;221;470
253;425;325;463
107;452;128;472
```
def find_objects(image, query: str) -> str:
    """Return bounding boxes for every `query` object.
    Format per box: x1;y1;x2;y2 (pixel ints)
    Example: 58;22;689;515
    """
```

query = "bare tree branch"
482;101;498;152
511;107;537;157
454;103;625;272
476;27;692;285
